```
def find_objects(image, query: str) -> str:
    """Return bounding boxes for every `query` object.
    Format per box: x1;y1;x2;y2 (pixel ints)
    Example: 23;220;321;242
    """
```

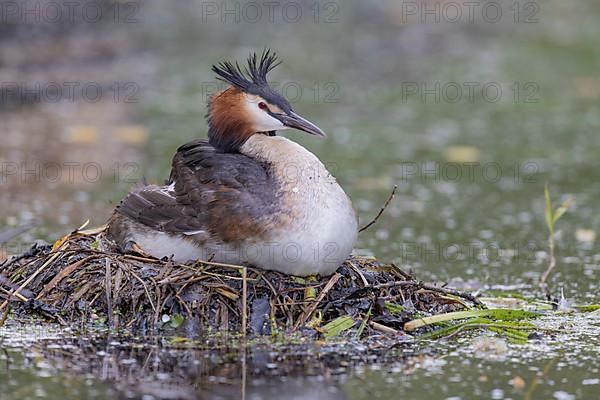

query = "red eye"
258;102;267;110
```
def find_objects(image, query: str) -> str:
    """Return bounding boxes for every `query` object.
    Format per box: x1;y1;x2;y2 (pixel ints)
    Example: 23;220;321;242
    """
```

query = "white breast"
239;135;358;275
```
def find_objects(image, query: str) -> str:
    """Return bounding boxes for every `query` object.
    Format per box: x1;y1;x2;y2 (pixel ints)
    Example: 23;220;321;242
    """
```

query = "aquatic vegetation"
539;184;573;288
405;309;541;344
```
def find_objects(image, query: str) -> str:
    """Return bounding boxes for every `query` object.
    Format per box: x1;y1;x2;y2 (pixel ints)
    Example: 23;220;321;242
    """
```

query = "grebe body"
108;50;357;276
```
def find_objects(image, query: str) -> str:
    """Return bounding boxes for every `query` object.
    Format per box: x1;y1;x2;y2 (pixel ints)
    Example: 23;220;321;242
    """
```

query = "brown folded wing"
116;139;279;242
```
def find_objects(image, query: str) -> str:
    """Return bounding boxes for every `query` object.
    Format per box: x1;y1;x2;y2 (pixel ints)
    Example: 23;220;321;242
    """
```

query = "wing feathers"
116;139;279;242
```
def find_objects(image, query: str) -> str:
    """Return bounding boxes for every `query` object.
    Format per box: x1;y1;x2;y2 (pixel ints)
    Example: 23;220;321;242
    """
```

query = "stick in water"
359;185;398;233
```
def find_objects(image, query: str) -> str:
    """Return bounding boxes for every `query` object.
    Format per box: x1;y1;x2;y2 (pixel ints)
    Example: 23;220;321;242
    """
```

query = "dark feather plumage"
212;49;292;113
113;140;281;243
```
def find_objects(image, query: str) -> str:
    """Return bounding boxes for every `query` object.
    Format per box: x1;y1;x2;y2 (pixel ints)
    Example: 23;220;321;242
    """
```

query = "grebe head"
207;49;326;152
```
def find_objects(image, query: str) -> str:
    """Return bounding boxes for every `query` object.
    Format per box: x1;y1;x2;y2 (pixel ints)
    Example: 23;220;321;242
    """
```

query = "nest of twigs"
0;226;482;337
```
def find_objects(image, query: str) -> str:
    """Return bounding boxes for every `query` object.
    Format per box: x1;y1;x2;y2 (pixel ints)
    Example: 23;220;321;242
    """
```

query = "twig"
195;271;256;282
0;274;32;301
122;254;162;264
257;272;280;301
119;262;156;313
241;267;247;337
105;259;113;329
359;280;485;308
195;259;251;271
369;321;399;335
0;242;68;312
0;243;51;271
175;293;193;318
359;185;397;233
0;303;10;327
241;351;247;400
390;263;413;280
36;255;97;299
348;261;369;287
419;282;485;309
293;273;341;331
525;357;558;400
539;235;556;289
0;287;28;302
126;248;256;274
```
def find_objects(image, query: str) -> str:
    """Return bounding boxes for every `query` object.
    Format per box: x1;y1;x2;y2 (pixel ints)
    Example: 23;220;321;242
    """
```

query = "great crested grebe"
107;50;357;276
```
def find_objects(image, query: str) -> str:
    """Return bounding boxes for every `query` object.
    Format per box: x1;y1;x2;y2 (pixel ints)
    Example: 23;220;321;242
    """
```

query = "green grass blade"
384;301;404;315
552;197;573;224
355;306;372;338
574;304;600;312
322;315;356;338
404;309;541;331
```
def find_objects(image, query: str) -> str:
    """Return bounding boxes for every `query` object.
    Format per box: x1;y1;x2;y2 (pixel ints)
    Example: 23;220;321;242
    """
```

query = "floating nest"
0;226;482;338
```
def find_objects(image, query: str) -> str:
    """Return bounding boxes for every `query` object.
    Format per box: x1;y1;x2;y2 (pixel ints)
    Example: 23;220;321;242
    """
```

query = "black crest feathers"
211;49;292;113
213;49;280;89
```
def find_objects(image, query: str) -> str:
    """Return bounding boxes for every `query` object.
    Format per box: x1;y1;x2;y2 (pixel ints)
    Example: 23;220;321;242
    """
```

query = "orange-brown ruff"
107;50;357;276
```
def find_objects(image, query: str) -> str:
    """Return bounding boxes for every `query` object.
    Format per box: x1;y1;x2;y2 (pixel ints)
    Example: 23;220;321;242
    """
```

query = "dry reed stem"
36;255;97;299
121;263;157;313
105;259;113;329
241;266;248;336
369;321;400;335
0;241;68;311
293;272;341;331
0;286;28;302
348;261;369;287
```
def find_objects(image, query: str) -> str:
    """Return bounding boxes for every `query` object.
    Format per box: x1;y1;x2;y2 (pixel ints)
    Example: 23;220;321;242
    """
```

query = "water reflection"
2;316;599;400
1;323;352;399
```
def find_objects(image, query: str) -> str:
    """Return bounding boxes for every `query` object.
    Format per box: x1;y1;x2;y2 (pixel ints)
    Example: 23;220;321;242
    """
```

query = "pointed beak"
274;111;327;138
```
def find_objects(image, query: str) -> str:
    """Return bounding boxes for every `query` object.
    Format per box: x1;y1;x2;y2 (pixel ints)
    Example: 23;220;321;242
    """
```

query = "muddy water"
1;0;599;399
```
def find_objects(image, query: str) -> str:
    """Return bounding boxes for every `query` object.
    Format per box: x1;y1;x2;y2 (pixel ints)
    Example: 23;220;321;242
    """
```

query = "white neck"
240;135;331;186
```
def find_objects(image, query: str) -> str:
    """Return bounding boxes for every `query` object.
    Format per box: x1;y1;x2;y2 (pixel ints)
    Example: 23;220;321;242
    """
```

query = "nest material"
0;226;481;337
